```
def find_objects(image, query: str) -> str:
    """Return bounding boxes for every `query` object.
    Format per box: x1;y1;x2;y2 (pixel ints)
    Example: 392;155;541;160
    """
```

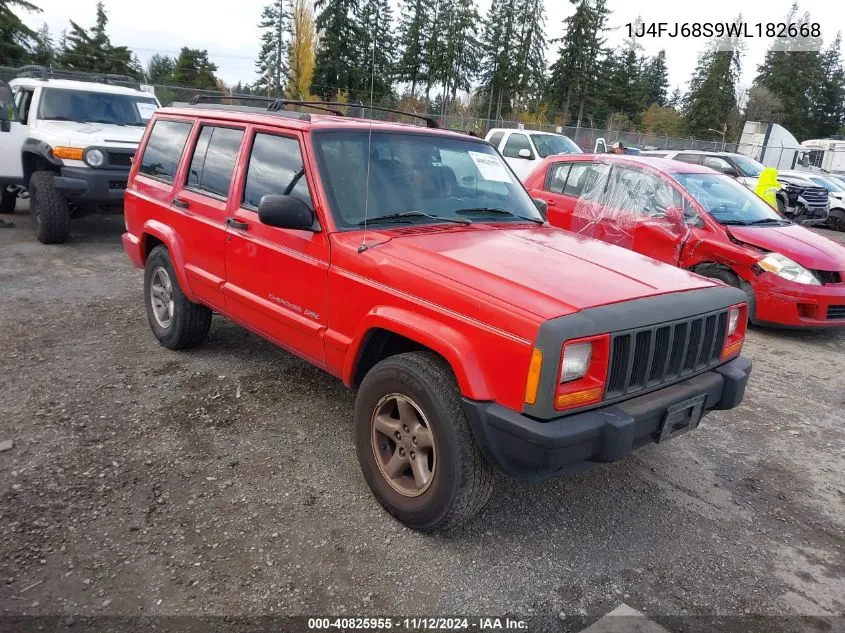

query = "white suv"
0;66;159;243
484;128;581;181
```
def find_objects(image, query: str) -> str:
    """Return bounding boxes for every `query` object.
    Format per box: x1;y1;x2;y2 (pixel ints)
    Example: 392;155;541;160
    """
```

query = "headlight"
727;307;740;336
757;253;820;285
560;341;592;383
84;148;105;168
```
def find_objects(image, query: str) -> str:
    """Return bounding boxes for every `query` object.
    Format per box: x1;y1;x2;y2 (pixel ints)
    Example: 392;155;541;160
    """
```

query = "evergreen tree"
667;87;682;109
511;0;546;112
603;48;645;120
31;22;54;66
642;50;669;107
682;26;743;138
811;32;844;137
311;0;359;100
146;53;175;84
754;3;823;139
255;0;291;97
0;0;40;65
171;47;218;89
60;2;137;76
396;0;431;97
547;0;610;127
356;0;395;100
287;0;316;99
431;0;479;114
478;0;517;120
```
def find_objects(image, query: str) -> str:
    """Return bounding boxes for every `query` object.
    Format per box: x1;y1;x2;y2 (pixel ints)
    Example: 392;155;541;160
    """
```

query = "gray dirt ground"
0;204;843;632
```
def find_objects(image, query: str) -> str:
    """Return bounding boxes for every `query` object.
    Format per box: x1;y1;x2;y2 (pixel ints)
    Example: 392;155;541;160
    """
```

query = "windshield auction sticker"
468;151;513;183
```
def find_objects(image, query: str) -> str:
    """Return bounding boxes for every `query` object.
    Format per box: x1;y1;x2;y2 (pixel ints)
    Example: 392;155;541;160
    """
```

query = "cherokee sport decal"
268;293;320;320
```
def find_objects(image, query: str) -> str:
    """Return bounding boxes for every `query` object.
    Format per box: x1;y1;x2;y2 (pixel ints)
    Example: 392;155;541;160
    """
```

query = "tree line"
2;0;843;141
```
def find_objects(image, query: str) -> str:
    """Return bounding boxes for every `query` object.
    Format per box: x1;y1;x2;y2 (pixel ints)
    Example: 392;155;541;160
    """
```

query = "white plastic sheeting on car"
568;157;691;255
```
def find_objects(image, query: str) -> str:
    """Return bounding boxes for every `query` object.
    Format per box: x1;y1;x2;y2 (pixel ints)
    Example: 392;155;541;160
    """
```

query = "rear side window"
546;163;571;193
502;133;533;159
186;126;244;198
488;131;505;148
139;119;193;182
242;133;312;209
564;163;610;197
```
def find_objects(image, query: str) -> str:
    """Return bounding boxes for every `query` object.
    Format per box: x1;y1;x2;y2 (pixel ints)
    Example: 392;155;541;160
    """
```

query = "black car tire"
29;172;70;244
354;351;495;532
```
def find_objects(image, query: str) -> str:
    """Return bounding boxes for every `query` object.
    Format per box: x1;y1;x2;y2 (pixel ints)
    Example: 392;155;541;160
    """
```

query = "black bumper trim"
56;166;130;206
462;355;752;480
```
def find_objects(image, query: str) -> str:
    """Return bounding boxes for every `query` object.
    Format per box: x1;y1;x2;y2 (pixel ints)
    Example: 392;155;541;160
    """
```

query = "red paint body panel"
122;109;738;418
526;155;845;328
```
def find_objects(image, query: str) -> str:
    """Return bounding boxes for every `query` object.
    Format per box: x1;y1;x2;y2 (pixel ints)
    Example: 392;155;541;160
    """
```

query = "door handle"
172;198;189;209
226;217;249;231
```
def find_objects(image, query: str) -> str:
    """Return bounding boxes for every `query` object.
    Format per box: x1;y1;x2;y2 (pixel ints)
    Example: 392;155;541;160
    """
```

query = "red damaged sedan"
525;155;845;328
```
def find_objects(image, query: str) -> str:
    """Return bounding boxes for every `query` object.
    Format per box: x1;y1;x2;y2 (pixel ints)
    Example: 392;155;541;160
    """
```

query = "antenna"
358;4;378;255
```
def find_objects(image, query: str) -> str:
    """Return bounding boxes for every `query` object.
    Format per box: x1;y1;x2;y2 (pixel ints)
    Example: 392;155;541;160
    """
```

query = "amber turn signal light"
52;146;85;160
524;348;543;405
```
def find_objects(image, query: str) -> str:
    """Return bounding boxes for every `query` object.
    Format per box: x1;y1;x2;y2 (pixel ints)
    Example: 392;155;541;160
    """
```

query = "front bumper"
55;166;130;208
462;355;752;480
752;274;845;327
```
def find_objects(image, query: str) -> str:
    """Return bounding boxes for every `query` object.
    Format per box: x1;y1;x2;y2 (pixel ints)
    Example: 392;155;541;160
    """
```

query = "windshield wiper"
747;218;790;225
358;211;471;226
716;219;750;226
455;207;544;225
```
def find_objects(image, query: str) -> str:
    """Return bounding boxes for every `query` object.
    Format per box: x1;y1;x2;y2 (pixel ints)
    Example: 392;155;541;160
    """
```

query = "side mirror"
518;148;533;159
0;106;9;133
723;167;739;177
801;154;810;168
533;198;548;218
258;195;318;231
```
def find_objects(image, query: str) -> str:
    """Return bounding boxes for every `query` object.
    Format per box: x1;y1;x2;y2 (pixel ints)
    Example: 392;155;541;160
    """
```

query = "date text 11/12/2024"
627;21;820;39
307;617;528;630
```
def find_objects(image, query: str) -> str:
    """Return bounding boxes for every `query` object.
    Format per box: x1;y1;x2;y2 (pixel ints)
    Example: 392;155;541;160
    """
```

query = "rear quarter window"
139;119;193;183
487;131;505;149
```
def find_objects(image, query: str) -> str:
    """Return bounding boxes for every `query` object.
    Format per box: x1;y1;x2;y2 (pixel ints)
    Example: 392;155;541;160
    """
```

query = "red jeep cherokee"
122;101;752;530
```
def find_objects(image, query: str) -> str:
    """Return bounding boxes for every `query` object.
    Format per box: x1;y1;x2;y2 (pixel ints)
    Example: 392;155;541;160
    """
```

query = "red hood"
373;225;718;320
727;224;845;271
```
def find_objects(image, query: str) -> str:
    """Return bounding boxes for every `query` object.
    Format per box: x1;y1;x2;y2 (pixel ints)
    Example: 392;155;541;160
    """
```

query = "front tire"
354;352;494;532
144;246;212;350
0;186;16;214
697;265;757;323
29;171;70;244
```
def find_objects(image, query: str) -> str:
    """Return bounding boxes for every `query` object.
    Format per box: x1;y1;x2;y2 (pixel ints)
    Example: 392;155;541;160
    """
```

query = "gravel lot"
1;205;843;631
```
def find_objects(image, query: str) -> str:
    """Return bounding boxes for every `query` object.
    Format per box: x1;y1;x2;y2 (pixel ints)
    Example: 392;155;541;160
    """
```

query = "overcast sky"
20;0;845;94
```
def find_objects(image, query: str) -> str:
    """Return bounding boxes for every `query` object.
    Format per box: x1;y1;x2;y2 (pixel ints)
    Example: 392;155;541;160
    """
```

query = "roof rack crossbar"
15;65;141;89
173;101;312;122
269;99;347;117
268;100;439;128
189;94;277;106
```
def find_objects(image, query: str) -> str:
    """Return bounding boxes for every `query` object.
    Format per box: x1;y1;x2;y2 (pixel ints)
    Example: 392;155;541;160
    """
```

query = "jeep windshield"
312;130;544;229
674;172;789;226
38;88;158;126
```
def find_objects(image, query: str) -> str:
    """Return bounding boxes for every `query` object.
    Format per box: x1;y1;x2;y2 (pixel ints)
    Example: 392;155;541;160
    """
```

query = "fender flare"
140;220;198;303
344;307;495;401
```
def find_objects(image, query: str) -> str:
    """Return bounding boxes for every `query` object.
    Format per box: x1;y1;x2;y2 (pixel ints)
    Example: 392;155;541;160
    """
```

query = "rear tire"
29;171;70;244
144;246;212;350
354;351;495;532
0;186;16;214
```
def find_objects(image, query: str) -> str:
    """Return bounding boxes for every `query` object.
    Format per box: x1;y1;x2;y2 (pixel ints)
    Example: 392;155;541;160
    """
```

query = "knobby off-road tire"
29;171;70;244
144;246;212;350
354;351;495;532
0;186;16;214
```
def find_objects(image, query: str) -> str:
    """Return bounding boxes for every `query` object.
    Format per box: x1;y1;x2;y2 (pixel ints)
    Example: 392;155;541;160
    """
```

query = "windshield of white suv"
809;174;845;193
312;130;545;230
674;172;789;225
38;88;158;126
531;133;582;157
731;155;765;178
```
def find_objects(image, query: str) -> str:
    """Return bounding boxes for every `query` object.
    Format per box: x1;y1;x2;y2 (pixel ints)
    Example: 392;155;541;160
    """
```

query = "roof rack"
16;65;141;90
172;101;312;122
269;100;439;129
189;95;347;117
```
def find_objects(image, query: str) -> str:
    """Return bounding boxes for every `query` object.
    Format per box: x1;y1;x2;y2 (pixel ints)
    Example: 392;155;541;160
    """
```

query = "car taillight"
721;303;747;359
554;334;610;411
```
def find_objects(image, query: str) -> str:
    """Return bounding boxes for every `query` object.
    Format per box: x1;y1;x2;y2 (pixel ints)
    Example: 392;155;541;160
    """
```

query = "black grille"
108;180;127;190
606;310;729;398
827;305;845;320
799;186;828;203
107;151;134;168
813;270;842;285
